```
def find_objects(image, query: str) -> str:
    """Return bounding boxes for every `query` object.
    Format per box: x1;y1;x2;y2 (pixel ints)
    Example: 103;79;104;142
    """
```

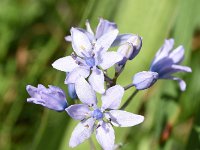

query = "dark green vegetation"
0;0;200;150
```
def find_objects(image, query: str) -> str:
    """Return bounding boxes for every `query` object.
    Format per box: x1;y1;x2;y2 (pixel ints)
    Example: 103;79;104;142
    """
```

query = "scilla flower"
26;84;68;111
133;39;192;91
66;77;144;150
52;19;124;94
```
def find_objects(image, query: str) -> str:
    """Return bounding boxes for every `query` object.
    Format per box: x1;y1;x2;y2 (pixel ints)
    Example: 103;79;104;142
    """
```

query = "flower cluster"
26;18;191;150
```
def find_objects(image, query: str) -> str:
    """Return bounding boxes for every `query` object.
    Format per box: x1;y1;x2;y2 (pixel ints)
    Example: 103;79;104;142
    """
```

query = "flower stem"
124;84;134;90
120;89;139;110
89;137;96;150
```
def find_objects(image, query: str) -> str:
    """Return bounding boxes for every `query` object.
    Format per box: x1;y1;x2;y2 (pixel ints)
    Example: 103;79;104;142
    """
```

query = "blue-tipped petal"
133;71;159;90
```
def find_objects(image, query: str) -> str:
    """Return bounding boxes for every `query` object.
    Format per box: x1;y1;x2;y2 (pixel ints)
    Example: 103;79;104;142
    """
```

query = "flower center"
85;57;95;67
92;109;103;120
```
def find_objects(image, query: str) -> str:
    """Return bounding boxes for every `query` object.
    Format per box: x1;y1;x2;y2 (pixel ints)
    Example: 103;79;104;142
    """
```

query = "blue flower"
26;84;68;111
52;19;124;94
65;77;144;149
133;39;192;91
52;18;140;94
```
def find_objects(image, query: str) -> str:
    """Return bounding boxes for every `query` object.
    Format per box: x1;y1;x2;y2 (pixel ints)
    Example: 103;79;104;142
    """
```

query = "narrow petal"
159;64;192;78
152;39;174;66
169;45;184;64
133;71;159;90
88;68;105;94
65;67;90;84
69;118;95;148
163;76;187;91
65;35;72;42
52;56;78;72
70;27;92;57
68;83;78;99
75;77;97;106
94;29;119;53
98;52;123;70
85;20;94;35
111;34;134;46
96;121;115;150
105;110;144;127
101;85;124;110
95;18;117;39
66;104;91;120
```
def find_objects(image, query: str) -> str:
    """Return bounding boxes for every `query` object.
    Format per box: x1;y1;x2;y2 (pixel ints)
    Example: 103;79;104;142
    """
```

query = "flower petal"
69;118;95;148
111;34;134;46
70;27;92;57
133;71;159;90
75;77;97;106
101;85;124;110
65;67;90;84
159;64;192;78
94;29;119;53
66;104;91;120
88;68;105;94
52;56;78;72
169;45;184;64
105;110;144;127
67;83;78;99
95;18;117;39
96;121;115;150
163;76;187;91
65;35;72;42
152;39;174;66
98;52;123;70
85;20;94;35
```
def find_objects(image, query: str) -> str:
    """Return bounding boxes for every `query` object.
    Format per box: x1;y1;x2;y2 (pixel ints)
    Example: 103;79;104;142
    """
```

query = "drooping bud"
26;84;68;111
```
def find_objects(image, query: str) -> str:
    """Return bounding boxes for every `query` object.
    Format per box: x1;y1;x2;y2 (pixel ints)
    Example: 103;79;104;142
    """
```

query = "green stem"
120;89;139;110
124;84;134;90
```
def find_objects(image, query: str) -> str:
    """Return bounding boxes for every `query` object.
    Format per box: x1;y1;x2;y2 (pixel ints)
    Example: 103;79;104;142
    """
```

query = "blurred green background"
0;0;200;150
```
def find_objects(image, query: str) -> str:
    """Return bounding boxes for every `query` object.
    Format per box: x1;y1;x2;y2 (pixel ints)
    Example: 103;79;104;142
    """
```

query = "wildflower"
133;39;192;90
66;77;144;149
26;84;68;111
52;18;138;94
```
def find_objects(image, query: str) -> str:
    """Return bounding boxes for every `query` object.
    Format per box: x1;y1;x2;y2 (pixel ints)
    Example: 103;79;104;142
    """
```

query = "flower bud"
26;84;68;111
117;35;142;65
133;71;158;90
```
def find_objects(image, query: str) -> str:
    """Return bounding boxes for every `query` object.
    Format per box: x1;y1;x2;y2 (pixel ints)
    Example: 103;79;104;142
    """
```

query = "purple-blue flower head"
133;39;192;91
65;77;144;149
26;84;68;112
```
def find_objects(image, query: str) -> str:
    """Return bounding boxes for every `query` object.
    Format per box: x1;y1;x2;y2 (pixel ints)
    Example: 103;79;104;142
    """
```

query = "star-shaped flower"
52;18;138;94
133;39;192;91
66;77;144;150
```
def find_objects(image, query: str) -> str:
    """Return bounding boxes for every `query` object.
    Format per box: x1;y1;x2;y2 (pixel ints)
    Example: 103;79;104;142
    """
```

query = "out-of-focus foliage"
0;0;200;150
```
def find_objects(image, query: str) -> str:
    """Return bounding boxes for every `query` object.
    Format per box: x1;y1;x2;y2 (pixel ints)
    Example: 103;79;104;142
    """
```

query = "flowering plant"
26;18;191;150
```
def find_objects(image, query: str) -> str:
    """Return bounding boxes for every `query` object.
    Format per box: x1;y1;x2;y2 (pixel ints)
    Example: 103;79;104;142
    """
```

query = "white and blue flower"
66;77;144;149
